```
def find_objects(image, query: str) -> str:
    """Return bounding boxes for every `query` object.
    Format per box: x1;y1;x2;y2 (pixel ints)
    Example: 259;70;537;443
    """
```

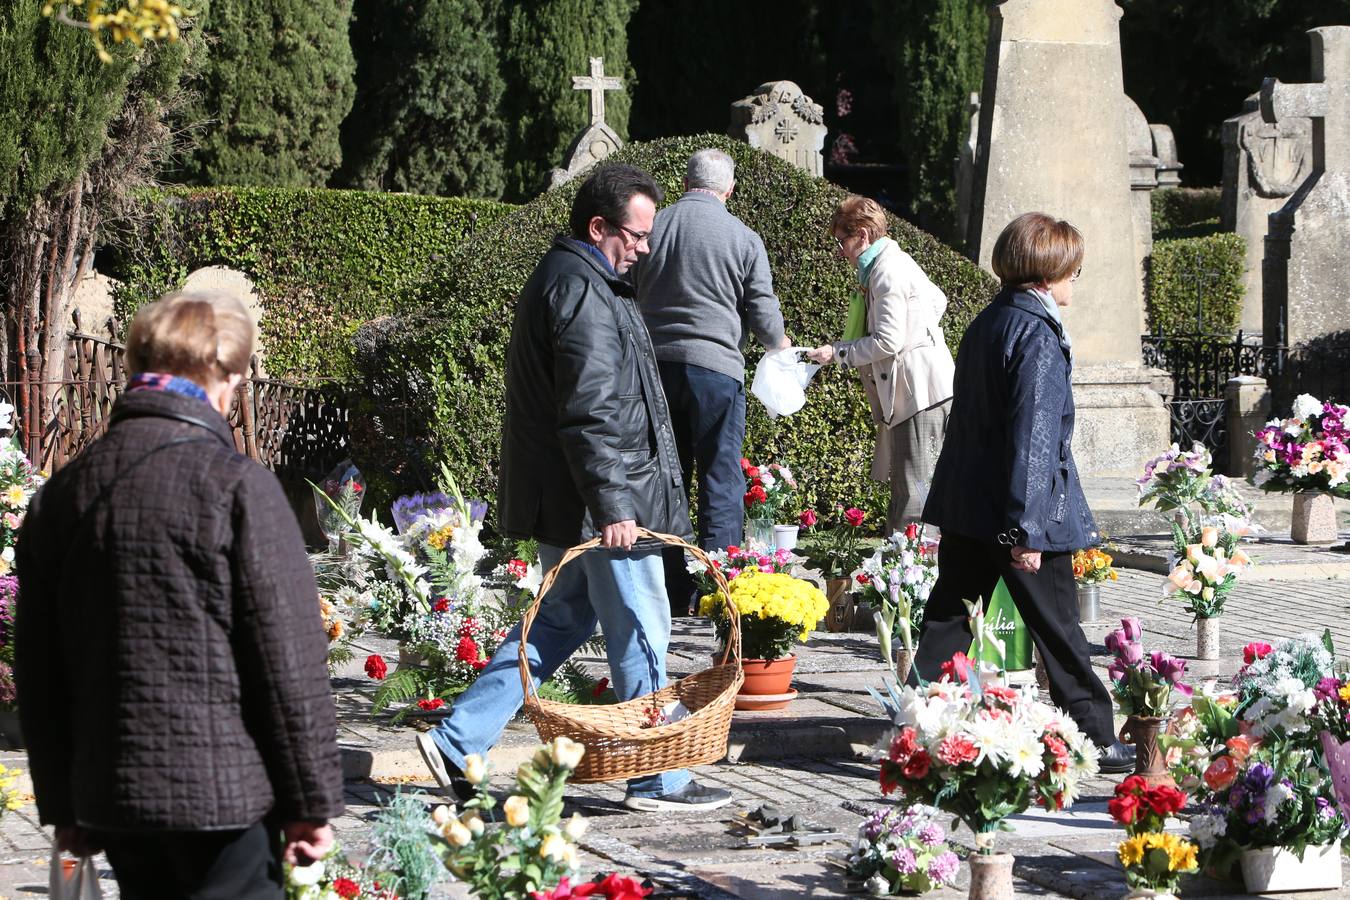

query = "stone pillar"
1220;94;1312;336
1125;96;1159;320
954;93;981;249
1262;26;1350;348
1225;376;1271;479
967;0;1169;476
728;81;826;176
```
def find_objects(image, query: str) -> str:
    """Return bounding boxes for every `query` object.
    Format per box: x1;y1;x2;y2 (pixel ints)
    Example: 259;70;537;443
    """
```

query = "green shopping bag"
966;577;1034;672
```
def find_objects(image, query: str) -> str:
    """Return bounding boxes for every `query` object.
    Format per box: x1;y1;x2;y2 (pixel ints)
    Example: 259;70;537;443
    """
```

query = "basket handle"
516;528;741;705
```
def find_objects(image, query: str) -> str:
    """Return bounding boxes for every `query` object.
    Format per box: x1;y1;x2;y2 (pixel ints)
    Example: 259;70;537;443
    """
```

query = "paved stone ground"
2;531;1348;898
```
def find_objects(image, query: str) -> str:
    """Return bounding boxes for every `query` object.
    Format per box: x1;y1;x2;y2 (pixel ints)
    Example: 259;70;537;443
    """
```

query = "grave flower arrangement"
0;401;44;713
851;522;938;659
875;667;1100;854
1105;617;1192;718
1157;690;1244;793
283;843;402;900
686;544;795;598
740;457;797;524
1163;525;1250;620
697;569;827;661
1071;546;1117;584
1251;394;1350;496
1109;776;1196;895
844;805;960;895
807;503;869;579
1232;633;1334;752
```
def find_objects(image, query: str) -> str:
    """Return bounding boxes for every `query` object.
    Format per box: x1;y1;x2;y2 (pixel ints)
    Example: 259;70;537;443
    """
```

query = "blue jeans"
657;361;747;612
429;544;690;798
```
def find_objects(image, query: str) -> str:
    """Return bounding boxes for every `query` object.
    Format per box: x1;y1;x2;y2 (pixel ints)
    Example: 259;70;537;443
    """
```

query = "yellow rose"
503;794;530;827
431;804;454;826
563;812;588;840
443;819;473;847
463;753;487;785
461;811;485;837
550;736;585;770
539;832;568;862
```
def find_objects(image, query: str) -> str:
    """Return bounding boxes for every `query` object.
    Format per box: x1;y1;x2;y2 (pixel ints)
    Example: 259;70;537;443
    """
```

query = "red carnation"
456;635;481;665
1243;641;1274;665
901;749;931;780
433;598;450;613
856;573;871;585
879;762;900;796
844;507;865;527
364;654;388;680
417;697;445;711
798;509;818;527
744;485;767;507
939;651;974;683
506;558;529;580
739;457;752;472
333;878;361;899
745;466;761;479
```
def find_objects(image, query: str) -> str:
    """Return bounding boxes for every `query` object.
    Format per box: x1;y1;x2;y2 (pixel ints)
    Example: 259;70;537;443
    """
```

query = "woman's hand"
806;344;834;364
1010;546;1041;574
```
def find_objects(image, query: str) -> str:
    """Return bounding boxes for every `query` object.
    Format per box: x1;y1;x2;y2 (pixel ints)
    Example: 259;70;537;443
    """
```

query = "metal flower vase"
1076;583;1101;623
1119;714;1175;788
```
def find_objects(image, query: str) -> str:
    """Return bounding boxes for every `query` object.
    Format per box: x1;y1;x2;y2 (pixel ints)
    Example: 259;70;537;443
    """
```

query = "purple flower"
1108;661;1127;683
1119;641;1144;666
927;851;959;885
918;822;945;846
891;846;918;875
1246;805;1265;825
1121;617;1142;641
1105;628;1126;654
1246;762;1276;791
1317;797;1337;819
1316;677;1341;702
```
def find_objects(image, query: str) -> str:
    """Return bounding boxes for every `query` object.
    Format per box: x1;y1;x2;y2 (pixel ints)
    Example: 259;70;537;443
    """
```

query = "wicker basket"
517;528;743;783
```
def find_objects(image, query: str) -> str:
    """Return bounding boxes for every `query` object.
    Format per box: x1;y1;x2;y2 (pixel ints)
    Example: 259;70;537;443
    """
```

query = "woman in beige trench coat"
807;195;956;534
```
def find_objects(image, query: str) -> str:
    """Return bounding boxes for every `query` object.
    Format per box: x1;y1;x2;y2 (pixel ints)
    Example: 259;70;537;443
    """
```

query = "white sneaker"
416;733;473;801
623;780;733;812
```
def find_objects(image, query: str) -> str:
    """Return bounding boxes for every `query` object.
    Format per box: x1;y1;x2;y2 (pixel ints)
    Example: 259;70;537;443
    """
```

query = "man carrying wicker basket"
417;164;734;813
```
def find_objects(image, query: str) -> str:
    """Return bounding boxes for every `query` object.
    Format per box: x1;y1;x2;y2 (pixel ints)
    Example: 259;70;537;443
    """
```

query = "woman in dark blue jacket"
917;212;1134;774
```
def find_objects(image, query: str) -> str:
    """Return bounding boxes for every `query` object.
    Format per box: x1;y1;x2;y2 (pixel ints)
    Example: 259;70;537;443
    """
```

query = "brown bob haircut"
125;291;255;385
830;194;889;244
990;212;1084;287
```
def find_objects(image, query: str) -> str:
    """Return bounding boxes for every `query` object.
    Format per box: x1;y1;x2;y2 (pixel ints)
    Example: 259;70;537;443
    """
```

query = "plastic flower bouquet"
845;805;960;895
1105;617;1192;717
1164;524;1250;619
1158;690;1244;792
1109;776;1196;894
1071;547;1117;584
875;668;1100;853
1232;633;1334;751
697;569;828;661
1251;394;1350;497
852;522;937;659
740;457;797;523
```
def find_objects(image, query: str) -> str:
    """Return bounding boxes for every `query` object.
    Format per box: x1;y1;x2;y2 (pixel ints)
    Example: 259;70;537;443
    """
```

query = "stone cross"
572;57;622;127
1260;26;1350;346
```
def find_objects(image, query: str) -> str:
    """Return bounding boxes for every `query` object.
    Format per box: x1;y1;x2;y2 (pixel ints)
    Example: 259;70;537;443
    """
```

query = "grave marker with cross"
572;57;622;127
1259;26;1350;347
547;56;625;187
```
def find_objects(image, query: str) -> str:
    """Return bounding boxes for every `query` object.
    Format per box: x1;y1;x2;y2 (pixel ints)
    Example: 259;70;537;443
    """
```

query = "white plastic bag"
750;347;820;419
49;847;103;900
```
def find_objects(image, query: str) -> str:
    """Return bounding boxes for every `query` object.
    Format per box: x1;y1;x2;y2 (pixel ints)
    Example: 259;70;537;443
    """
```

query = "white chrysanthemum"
961;716;1011;767
1189;811;1228;849
1293;394;1323;419
1005;731;1045;779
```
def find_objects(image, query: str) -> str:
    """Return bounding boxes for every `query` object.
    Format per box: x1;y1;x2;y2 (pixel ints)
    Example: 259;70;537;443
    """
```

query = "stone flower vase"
1076;582;1101;623
824;577;855;633
1196;616;1220;661
1119;715;1175;788
1291;491;1337;544
894;646;913;685
734;655;797;711
968;834;1014;900
1240;841;1343;892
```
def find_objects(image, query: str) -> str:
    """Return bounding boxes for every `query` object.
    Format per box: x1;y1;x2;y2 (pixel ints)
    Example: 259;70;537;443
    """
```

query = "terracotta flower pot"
1119;714;1175;788
1291;491;1337;545
735;655;797;711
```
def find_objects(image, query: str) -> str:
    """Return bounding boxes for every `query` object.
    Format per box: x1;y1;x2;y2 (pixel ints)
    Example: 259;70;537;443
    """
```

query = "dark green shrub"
104;187;513;379
1146;231;1245;336
1151;187;1223;234
352;134;998;528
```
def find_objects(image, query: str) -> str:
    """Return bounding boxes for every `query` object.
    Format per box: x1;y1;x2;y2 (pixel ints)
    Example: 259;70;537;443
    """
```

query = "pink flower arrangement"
1165;525;1250;619
1105;617;1191;717
1252;394;1350;496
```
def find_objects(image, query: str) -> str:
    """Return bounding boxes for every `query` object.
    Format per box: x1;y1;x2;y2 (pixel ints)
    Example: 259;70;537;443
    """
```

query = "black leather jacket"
922;287;1099;552
499;236;693;548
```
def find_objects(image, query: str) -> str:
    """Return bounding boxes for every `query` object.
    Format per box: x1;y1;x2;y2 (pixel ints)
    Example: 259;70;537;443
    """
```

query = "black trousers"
912;531;1116;747
99;822;281;900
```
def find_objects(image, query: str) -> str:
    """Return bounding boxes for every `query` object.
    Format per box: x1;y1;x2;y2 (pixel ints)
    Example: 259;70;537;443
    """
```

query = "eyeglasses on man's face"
606;219;650;246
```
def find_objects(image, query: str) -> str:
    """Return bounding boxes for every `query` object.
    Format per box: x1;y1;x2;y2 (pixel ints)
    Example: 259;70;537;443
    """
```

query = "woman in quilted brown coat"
16;291;343;897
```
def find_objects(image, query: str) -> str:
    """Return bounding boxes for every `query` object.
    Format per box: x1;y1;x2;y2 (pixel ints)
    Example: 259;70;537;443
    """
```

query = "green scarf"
842;238;891;342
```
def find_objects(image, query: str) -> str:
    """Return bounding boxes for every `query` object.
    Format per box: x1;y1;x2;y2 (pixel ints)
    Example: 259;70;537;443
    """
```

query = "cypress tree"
174;0;356;187
880;0;987;238
337;0;507;199
498;0;637;201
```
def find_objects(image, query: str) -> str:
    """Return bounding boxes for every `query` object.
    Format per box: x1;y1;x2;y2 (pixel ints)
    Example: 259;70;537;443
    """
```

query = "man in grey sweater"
632;148;789;615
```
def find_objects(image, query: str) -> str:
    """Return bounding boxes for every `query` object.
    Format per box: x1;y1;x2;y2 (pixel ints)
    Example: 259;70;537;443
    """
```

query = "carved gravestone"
549;57;624;188
181;266;267;374
1150;124;1184;188
728;81;826;176
1220;93;1312;333
1260;26;1349;346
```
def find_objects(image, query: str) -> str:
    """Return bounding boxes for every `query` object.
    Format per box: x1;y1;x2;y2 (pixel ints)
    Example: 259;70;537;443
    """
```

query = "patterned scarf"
127;372;210;405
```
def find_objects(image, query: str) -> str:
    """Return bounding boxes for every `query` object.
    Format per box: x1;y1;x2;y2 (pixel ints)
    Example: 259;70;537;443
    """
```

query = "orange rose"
1203;755;1238;791
1226;735;1256;763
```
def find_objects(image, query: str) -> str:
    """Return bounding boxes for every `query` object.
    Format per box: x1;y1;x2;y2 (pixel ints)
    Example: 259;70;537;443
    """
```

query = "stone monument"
1125;96;1160;316
548;57;624;188
1260;26;1349;347
1150;124;1184;188
967;0;1168;477
728;80;826;176
1220;94;1312;335
954;93;981;248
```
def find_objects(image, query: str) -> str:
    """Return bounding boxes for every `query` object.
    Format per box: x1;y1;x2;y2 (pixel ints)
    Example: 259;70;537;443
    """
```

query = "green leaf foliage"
103;186;514;379
171;0;356;187
0;2;137;223
1146;230;1245;336
1151;187;1222;234
351;134;998;528
337;0;507;199
498;0;637;201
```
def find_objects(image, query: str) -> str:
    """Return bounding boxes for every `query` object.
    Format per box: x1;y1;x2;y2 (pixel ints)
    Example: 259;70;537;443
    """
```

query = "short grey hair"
686;148;735;193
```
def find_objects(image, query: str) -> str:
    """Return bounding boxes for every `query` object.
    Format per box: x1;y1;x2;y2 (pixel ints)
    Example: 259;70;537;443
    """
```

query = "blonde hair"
990;212;1084;286
125;291;255;384
830;195;889;243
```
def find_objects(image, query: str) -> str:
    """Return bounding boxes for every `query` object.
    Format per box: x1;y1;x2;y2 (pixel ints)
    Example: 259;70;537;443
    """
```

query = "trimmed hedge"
104;187;513;380
1146;229;1245;336
1151;187;1222;235
352;134;998;529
